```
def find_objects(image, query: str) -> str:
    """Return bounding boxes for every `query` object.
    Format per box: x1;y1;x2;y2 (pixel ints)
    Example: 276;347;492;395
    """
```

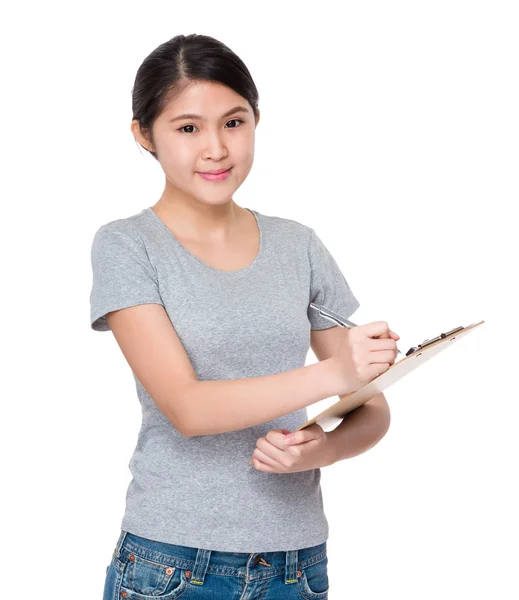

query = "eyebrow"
169;106;249;123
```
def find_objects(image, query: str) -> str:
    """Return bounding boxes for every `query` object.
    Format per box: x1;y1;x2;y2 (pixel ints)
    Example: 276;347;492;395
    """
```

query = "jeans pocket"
120;551;188;599
298;554;329;599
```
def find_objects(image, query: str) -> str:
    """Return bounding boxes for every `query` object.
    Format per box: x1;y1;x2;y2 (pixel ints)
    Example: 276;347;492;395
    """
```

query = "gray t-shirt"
90;206;359;552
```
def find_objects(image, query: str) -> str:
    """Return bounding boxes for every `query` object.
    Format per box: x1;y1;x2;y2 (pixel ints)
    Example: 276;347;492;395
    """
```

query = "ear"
131;119;155;153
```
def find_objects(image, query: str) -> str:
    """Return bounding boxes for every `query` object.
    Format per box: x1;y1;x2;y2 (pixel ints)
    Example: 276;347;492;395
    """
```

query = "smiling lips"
199;167;230;174
197;168;232;181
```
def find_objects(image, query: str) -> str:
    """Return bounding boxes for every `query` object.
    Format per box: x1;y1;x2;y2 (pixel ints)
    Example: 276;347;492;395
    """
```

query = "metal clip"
405;326;464;356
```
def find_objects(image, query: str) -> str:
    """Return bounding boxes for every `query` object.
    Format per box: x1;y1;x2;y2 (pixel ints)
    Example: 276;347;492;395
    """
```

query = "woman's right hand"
331;322;400;396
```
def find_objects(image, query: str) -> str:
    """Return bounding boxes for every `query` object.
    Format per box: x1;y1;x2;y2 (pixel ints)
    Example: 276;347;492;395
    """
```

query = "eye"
226;119;244;129
177;119;245;134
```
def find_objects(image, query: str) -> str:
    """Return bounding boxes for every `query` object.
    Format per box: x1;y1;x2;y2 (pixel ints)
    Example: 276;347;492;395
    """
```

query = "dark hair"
131;34;260;161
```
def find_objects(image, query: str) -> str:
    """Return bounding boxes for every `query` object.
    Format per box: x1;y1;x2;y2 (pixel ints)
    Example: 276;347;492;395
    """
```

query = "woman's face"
132;80;260;207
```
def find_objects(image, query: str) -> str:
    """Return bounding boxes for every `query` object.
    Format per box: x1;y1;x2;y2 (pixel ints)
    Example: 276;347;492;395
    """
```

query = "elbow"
166;414;198;438
165;412;193;438
171;381;206;438
378;407;391;440
175;418;194;438
162;381;200;438
383;406;391;433
178;417;199;438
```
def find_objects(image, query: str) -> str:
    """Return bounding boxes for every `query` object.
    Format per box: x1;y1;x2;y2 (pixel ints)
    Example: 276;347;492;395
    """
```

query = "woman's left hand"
250;424;335;473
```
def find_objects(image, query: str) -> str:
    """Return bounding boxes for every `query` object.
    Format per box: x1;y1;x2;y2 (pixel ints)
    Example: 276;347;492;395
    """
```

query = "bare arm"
105;303;343;438
326;392;391;463
181;358;340;437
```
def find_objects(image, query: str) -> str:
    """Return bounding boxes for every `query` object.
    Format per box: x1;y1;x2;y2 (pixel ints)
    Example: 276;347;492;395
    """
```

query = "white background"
2;1;517;598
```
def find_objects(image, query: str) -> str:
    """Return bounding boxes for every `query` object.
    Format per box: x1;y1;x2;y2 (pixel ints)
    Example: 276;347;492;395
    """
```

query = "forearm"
327;401;391;463
181;358;341;437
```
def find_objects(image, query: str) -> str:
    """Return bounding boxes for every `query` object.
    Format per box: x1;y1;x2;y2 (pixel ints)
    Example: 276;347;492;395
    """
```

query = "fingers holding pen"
332;321;401;395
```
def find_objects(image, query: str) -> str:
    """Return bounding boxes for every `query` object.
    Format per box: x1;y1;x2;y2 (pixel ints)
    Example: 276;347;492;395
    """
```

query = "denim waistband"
113;530;327;585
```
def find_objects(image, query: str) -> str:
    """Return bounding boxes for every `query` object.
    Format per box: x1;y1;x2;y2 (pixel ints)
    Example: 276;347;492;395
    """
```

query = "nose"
202;129;228;161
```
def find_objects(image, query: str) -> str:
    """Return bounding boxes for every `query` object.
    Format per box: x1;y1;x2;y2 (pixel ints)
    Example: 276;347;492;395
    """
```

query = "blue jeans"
103;530;329;599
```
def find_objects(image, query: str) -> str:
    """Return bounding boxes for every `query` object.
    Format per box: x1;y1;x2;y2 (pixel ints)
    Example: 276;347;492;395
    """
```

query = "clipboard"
296;319;485;433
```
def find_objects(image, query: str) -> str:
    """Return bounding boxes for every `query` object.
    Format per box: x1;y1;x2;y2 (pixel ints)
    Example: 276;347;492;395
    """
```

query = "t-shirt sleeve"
307;228;360;330
90;223;164;332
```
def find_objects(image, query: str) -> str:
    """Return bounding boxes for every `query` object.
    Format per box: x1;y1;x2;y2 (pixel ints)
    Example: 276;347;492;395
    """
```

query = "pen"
309;302;402;355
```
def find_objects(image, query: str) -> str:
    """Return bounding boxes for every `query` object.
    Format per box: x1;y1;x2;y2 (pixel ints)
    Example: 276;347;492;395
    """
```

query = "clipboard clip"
405;326;465;356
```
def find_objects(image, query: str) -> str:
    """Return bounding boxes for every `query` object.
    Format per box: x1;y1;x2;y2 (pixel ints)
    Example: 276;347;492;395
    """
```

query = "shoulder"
90;213;154;271
255;209;314;241
92;210;148;247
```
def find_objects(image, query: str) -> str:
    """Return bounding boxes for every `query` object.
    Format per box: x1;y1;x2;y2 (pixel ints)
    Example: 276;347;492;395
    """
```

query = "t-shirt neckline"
145;206;264;275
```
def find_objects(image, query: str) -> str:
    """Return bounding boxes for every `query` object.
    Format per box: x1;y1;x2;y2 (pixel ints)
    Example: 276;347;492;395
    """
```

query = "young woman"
91;33;399;600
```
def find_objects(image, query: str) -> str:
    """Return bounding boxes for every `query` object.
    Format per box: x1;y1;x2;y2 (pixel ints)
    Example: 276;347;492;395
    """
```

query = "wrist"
321;357;344;397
